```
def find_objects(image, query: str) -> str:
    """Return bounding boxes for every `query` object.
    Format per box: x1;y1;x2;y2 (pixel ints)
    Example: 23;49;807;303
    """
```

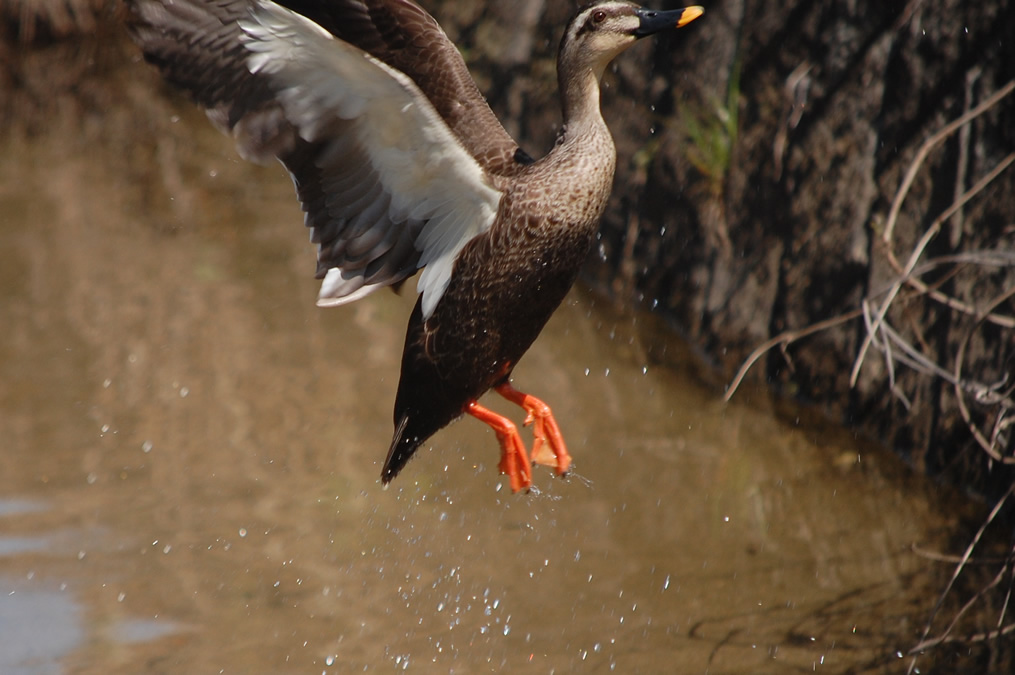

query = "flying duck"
127;0;703;492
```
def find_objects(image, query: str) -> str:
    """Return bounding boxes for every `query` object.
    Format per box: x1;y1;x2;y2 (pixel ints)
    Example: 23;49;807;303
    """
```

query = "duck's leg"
466;401;533;492
494;383;571;476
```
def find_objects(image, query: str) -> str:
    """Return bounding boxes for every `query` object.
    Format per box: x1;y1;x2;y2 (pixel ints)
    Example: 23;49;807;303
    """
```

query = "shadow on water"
0;39;987;674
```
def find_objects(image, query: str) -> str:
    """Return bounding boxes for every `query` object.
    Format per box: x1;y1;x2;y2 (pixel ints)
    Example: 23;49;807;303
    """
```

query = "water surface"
0;62;972;673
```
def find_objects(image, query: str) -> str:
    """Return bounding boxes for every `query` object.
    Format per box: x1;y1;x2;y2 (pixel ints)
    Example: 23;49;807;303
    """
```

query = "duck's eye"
593;10;606;23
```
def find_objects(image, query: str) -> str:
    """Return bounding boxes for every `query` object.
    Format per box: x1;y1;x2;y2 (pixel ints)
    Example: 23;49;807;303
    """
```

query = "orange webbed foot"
466;400;533;492
495;383;571;476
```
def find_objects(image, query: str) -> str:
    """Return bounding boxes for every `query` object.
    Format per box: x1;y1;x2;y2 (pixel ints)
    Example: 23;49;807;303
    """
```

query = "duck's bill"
633;5;704;37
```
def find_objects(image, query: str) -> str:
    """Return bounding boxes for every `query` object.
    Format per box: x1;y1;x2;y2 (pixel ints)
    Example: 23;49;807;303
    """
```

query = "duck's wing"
273;0;532;174
129;0;502;318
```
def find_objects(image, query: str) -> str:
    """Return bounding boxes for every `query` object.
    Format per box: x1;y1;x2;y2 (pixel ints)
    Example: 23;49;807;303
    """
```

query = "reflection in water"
0;45;979;673
0;584;81;675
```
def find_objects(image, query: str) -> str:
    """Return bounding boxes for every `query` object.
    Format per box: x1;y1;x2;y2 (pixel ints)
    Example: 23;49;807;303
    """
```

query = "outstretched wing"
129;0;502;317
273;0;531;174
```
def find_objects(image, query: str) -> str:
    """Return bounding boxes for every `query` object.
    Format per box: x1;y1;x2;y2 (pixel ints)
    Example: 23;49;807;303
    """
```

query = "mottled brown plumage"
127;0;703;491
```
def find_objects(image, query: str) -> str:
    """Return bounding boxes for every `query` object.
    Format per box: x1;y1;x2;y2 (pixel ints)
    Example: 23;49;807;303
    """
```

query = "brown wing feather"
273;0;529;175
128;0;427;298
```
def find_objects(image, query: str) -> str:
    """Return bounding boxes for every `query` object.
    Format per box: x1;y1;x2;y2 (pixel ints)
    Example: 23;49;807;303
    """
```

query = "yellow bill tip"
676;6;704;28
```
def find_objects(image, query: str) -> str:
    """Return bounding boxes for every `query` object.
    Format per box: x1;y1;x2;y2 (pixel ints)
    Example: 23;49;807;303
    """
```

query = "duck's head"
559;1;703;80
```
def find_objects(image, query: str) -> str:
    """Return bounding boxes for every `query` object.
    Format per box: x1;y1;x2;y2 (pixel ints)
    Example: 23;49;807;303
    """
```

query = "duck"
127;0;703;492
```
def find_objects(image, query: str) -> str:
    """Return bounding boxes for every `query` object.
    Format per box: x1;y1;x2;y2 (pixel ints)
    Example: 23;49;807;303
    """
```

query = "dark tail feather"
383;297;466;484
382;404;462;484
382;414;418;483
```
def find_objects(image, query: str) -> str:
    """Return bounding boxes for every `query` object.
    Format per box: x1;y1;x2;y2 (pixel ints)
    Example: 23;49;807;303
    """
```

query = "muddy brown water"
0;60;975;674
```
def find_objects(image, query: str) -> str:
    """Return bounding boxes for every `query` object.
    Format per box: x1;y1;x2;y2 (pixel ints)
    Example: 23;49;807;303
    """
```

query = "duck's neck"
556;62;612;150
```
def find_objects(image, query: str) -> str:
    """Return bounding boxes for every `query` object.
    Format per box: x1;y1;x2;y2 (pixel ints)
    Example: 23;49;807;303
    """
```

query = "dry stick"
997;562;1014;654
913;250;1015;272
911;590;1015;651
723;309;862;400
884;80;1015;244
915;622;1015;650
907;483;1015;672
856;82;1015;385
851;222;942;386
911;533;1014;653
892;151;1015;319
922;565;1007;651
852;150;1015;386
880;321;957;383
950;67;982;247
726;82;1015;400
952;285;1015;464
911;543;1012;565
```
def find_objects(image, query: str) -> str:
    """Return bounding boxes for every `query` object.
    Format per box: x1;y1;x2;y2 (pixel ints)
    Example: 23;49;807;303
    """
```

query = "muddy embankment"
441;0;1015;499
4;0;1013;522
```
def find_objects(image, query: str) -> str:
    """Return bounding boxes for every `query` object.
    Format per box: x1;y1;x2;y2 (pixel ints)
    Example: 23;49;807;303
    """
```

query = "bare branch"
908;484;1015;671
723;309;862;401
884;80;1014;244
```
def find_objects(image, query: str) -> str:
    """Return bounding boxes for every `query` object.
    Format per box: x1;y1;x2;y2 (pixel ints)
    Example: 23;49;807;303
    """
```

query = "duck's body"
129;0;702;491
390;123;617;477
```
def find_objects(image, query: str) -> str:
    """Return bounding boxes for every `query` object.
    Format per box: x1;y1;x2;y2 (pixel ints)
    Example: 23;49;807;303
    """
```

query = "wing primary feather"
235;0;503;315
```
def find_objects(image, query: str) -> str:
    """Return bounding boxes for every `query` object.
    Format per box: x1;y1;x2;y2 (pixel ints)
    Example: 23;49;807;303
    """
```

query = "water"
0;56;977;673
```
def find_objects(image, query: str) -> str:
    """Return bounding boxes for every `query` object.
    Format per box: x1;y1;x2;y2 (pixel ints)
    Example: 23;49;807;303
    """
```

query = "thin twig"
911;543;1012;565
853;150;1015;386
723;309;862;400
851;221;942;386
893;153;1015;327
907;484;1014;672
912;563;1009;652
953;286;1015;463
911;620;1015;652
884;80;1015;244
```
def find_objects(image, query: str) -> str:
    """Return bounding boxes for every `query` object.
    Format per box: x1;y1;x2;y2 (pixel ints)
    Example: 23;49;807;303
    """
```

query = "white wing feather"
239;0;502;318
